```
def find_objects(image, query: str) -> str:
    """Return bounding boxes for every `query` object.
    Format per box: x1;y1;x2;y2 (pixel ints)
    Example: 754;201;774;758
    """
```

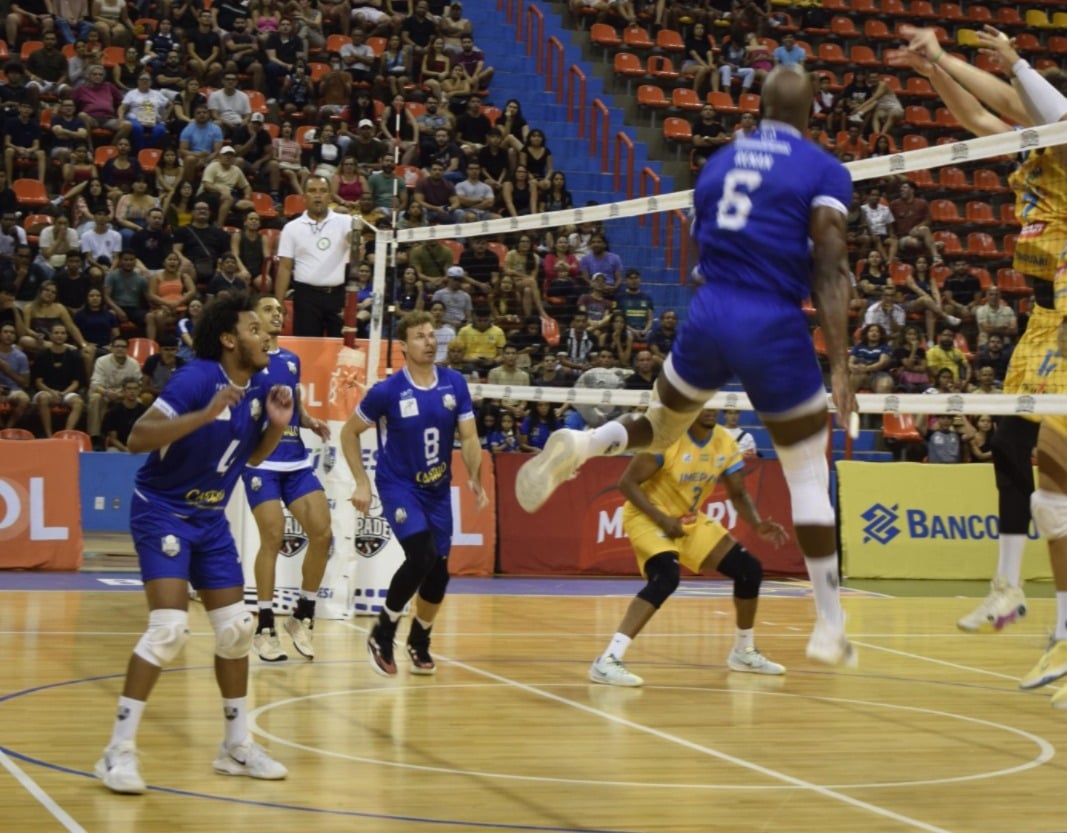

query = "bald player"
516;66;857;667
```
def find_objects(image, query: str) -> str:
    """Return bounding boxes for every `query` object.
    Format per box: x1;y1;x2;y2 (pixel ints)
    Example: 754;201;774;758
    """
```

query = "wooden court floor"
3;587;1067;833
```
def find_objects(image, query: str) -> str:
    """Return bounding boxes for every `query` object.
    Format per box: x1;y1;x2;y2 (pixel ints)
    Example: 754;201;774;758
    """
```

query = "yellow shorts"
1013;222;1067;282
624;510;730;576
1004;303;1067;432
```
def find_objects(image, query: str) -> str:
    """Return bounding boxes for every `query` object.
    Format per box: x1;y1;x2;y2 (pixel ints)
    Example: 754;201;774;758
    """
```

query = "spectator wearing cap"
453;161;499;224
231;111;275;184
577;233;623;296
615;268;654;341
199;146;254;226
349;119;389;174
118;73;171;151
432;266;473;329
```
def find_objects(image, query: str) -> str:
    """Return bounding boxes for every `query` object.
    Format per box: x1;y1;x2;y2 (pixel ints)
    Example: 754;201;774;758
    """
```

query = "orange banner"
448;449;496;576
0;440;83;570
279;337;406;423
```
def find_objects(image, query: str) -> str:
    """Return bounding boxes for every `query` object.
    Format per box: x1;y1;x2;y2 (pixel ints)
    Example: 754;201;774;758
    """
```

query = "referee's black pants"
292;282;345;338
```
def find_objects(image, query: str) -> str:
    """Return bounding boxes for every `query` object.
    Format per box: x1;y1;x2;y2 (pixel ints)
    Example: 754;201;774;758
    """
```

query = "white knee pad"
133;609;190;667
208;602;255;660
1031;489;1067;541
775;427;835;527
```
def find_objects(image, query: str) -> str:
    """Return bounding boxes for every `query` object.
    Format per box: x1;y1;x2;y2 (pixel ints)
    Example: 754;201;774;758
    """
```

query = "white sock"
805;555;843;628
383;606;402;623
604;633;632;660
588;421;629;456
734;628;754;653
1056;593;1067;641
415;615;433;630
109;696;145;746
257;601;272;611
300;589;317;601
223;697;249;748
996;535;1026;587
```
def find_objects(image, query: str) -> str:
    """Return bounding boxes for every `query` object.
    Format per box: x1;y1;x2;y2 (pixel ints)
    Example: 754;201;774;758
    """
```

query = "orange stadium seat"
864;19;894;42
738;93;761;114
937;166;969;192
930;199;962;224
648;55;680;83
999;204;1017;226
0;428;35;440
127;338;159;367
623;25;655;50
973;168;1010;195
671;88;703;111
52;430;93;451
995;6;1024;28
882;413;923;443
965;202;997;226
934;230;964;255
830;16;860;39
996;268;1033;297
816;43;848;65
13;179;48;207
966;232;1001;259
706;91;739;115
850;46;882;69
655;29;686;52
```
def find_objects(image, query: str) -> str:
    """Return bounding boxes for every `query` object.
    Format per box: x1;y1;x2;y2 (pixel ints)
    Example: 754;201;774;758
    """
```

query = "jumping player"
245;295;333;662
590;409;788;687
340;310;488;676
96;292;292;794
517;65;857;666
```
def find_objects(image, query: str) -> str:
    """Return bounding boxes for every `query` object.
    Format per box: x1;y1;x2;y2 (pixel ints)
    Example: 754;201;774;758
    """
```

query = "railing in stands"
665;210;689;284
525;3;543;72
591;99;610;172
545;36;564;96
614;132;635;198
567;65;587;137
638;166;660;241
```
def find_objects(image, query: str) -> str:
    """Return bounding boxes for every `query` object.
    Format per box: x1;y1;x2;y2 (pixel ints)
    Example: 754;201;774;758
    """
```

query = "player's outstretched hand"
205;384;245;420
885;46;935;76
899;24;940;61
350;479;372;515
755;519;788;548
469;478;489;510
975;26;1020;74
266;384;295;427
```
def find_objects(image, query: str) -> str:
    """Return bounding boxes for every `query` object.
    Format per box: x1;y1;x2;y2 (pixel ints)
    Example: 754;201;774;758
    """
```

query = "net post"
367;226;392;386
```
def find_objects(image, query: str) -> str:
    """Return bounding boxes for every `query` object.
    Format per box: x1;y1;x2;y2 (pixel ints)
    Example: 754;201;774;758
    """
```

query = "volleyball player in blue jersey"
341;310;488;676
244;296;332;662
517;66;858;666
96;293;294;795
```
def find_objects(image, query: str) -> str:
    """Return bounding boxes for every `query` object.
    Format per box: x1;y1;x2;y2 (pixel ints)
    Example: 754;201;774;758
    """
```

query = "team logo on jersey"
250;398;262;420
355;514;392;558
280;514;308;558
287;361;297;375
249;476;262;492
682;453;693;462
317;237;331;250
394;507;407;525
400;397;419;418
442;393;456;411
161;534;180;557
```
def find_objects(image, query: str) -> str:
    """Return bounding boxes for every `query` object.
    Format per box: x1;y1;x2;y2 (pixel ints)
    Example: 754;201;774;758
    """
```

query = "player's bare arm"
618;453;681;538
458;416;488;508
810;205;856;429
724;469;788;546
127;385;244;453
340;410;374;514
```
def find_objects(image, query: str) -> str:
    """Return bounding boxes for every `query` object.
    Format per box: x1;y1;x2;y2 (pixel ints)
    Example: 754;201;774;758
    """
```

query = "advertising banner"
0;440;83;570
494;454;806;576
838;461;1050;580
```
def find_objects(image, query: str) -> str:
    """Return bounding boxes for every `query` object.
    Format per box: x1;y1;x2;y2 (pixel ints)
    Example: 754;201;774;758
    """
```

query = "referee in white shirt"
274;175;353;337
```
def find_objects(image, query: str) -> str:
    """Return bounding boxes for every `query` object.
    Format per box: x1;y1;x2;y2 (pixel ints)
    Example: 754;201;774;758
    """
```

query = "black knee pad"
636;553;680;609
716;544;763;600
418;557;450;605
991;417;1040;535
385;531;439;612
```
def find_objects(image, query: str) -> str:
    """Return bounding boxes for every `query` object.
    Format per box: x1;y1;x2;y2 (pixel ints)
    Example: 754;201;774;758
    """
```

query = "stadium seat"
1014;33;1046;55
1054;12;1067;30
954;332;974;361
655;29;686;52
931;263;952;287
968;5;993;25
965;202;997;226
996;268;1033;297
637;85;670;123
1003;233;1017;258
852;0;877;12
101;46;125;68
1050;37;1067;58
663;117;693;156
127;337;159;367
137;147;161;173
622;25;655;50
850;46;881;69
904;77;936;100
671;87;703;111
880;0;906;16
247;91;268;115
890;261;913;286
909;0;937;18
995;6;1025;29
613;52;645;90
19;40;42;61
366;36;386;56
999;203;1017;226
541;315;560;347
938;166;969;192
590;23;622;54
706;91;739;115
907;169;934;188
973;168;1009;195
902;133;929;152
930;199;963;224
94;145;119;167
283;194;306;217
966;232;1001;259
1025;9;1054;29
0;40;9;60
905;105;935;129
821;0;847;10
882;413;923;443
396;164;422;188
940;2;966;22
249;192;279;221
0;428;35;440
326;34;352;53
933;229;964;255
831;16;861;39
52;429;93;451
934;108;960;130
281;299;294;336
738;93;761;115
23;213;52;246
403;101;426;119
13;179;48;208
439;239;464;262
864;19;893;42
648;55;680;83
816;43;848;65
307;62;330;83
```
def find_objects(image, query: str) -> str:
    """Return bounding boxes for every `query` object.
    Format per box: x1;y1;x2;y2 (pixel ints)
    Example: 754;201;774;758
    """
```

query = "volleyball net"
359;118;1067;420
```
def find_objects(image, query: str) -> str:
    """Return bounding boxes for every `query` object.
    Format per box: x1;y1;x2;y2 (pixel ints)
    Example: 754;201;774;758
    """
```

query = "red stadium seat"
930;199;962;223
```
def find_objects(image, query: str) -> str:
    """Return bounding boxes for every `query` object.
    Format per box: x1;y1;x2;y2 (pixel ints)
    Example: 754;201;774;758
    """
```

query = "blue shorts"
377;482;453;558
669;285;825;415
241;466;324;511
130;494;244;590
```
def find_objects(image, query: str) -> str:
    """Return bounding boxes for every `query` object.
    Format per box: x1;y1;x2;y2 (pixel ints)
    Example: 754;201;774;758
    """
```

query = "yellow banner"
838;461;1050;580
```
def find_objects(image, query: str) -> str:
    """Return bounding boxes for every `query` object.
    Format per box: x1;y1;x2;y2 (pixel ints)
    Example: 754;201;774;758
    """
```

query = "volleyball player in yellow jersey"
891;27;1067;636
897;27;1067;705
589;409;788;687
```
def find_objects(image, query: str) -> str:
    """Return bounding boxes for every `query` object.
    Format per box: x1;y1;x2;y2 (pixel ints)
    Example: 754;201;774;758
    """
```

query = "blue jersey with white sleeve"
134;359;271;515
356;366;474;494
692;120;853;304
247;347;310;472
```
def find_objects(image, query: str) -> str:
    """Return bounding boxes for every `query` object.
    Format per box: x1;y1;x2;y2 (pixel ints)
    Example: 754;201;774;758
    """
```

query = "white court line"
0;749;87;833
340;622;954;833
852;641;1024;682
